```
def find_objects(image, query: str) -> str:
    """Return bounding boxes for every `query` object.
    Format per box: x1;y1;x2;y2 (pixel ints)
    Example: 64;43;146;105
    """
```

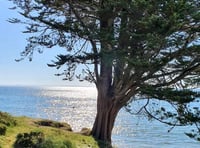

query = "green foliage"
9;0;200;94
185;130;200;142
0;125;6;136
9;0;200;143
0;113;100;147
0;112;16;127
141;87;199;103
14;131;76;148
140;87;200;139
0;112;17;135
14;131;45;148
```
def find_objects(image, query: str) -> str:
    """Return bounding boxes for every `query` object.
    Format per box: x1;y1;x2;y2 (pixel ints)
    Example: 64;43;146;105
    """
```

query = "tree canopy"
9;0;200;144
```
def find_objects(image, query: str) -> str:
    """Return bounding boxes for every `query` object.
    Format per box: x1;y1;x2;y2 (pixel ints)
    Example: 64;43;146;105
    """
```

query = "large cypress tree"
9;0;200;145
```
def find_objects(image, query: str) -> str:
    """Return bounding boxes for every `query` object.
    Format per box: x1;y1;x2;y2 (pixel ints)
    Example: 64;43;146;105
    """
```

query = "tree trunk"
91;90;121;146
92;3;118;144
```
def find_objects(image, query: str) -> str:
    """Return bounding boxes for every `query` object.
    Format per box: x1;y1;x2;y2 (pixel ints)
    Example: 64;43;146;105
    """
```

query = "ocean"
0;86;199;148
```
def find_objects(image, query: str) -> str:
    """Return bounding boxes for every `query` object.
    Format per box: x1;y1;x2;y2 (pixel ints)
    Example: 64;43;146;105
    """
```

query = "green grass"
0;111;103;148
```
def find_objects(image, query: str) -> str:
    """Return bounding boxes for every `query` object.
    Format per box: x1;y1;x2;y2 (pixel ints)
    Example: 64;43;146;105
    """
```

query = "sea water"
0;86;199;148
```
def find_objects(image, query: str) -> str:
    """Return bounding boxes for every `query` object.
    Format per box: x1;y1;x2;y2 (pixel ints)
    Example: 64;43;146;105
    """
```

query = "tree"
9;0;200;146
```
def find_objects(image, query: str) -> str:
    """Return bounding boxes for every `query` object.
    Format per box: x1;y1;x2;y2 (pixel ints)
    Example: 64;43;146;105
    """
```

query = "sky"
0;1;88;86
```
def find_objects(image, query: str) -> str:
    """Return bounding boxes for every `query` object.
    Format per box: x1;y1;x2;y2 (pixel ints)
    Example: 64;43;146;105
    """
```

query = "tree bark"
91;1;119;145
91;90;121;145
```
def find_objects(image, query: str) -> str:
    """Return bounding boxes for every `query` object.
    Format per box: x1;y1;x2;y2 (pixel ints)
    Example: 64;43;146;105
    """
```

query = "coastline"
0;111;107;148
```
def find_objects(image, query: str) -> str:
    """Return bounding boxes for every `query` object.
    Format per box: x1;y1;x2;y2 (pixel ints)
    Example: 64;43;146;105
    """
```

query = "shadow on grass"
95;139;113;148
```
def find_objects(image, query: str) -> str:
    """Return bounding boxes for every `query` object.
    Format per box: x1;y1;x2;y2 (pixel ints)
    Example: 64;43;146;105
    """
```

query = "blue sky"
0;1;87;86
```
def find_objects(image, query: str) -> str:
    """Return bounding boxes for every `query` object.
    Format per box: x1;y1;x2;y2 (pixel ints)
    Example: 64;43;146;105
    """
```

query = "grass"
0;111;106;148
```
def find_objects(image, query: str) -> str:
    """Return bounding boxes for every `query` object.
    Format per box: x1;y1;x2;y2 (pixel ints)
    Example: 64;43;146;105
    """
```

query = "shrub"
0;112;16;127
13;131;76;148
0;124;6;135
14;131;45;148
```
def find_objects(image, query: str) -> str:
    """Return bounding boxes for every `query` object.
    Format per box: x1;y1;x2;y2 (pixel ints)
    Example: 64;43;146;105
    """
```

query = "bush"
0;125;6;135
14;131;45;148
0;112;16;127
0;112;16;136
14;131;76;148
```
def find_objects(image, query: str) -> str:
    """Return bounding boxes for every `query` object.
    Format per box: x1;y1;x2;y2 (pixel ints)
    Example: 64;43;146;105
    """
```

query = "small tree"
9;0;200;145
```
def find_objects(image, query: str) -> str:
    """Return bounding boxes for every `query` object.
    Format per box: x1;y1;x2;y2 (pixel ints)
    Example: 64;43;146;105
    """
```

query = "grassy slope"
0;112;104;148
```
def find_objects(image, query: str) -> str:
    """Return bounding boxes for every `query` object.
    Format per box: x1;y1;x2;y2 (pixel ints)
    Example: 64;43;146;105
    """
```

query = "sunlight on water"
36;86;97;131
0;86;199;148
